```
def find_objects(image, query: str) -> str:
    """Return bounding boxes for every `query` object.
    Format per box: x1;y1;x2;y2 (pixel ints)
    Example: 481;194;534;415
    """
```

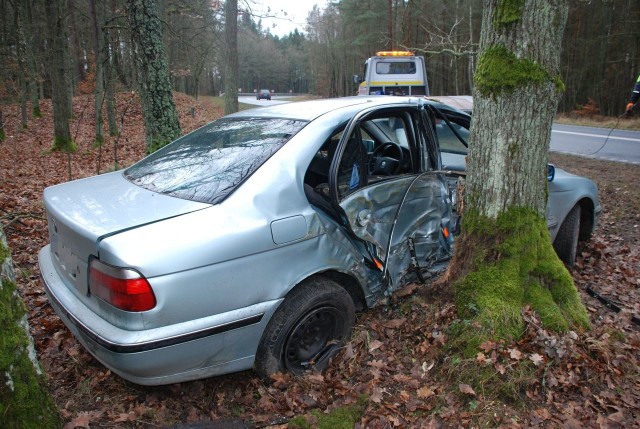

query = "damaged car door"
328;105;454;294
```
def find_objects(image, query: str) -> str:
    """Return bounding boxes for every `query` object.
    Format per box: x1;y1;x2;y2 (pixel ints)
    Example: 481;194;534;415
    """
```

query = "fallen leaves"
458;383;476;396
1;101;639;429
529;353;544;366
417;386;436;399
509;347;523;360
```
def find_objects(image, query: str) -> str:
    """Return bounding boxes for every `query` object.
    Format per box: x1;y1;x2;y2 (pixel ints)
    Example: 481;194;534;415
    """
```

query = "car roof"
230;96;463;122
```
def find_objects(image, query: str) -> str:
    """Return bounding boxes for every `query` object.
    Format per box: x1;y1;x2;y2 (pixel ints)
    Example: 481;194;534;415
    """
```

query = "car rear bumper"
38;245;281;385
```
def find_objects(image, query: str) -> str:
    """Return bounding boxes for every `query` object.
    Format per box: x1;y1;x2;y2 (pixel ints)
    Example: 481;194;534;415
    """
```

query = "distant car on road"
257;89;271;100
38;96;600;386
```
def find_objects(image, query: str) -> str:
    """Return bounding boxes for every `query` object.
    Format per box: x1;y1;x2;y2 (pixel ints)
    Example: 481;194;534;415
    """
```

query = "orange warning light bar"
375;51;415;57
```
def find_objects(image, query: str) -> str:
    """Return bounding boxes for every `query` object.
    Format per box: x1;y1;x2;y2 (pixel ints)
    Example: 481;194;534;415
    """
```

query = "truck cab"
355;51;430;97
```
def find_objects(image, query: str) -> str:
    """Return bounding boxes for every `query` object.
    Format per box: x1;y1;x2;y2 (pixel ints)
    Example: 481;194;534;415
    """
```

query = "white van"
355;51;429;96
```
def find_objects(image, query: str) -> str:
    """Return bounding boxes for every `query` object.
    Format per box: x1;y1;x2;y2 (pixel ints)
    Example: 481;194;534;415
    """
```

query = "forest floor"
0;94;639;428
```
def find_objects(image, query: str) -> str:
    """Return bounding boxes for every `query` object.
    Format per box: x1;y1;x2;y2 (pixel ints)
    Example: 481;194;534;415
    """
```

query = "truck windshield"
125;118;307;204
376;62;417;74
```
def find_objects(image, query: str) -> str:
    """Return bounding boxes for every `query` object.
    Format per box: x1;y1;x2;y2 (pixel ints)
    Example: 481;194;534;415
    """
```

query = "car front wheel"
254;277;355;380
553;204;581;267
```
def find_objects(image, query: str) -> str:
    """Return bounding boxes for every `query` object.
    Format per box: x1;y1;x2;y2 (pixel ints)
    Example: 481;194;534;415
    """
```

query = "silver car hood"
43;171;210;242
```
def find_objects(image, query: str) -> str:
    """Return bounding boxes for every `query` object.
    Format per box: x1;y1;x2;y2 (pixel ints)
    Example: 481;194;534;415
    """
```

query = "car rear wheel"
553;204;581;267
254;277;355;380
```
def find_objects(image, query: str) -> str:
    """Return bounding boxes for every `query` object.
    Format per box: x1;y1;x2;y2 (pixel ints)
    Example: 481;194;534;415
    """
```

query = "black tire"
553;204;581;267
254;277;355;380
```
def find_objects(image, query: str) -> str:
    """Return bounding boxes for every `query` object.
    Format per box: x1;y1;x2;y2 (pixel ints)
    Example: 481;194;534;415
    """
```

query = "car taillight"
89;259;156;312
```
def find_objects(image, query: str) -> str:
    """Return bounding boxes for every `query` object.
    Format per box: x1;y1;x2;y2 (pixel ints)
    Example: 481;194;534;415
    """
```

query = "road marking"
552;129;640;143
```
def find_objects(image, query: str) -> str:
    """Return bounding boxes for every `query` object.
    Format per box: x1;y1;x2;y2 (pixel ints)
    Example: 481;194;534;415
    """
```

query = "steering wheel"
369;142;404;175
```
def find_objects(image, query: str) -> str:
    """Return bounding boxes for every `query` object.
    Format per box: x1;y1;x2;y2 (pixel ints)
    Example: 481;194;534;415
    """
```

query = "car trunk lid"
43;171;209;296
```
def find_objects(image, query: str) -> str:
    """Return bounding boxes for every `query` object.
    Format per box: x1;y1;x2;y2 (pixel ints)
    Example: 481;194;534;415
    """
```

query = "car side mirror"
547;164;555;182
352;75;360;84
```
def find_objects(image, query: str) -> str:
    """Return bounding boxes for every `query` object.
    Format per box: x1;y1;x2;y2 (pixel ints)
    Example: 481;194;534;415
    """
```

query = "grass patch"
288;396;367;429
444;356;537;407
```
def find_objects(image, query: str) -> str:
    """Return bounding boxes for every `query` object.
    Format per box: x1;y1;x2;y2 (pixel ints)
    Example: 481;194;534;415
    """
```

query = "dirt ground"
0;95;638;428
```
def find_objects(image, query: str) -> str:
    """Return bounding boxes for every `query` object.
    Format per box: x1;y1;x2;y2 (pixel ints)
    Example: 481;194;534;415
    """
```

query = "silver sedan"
38;96;599;385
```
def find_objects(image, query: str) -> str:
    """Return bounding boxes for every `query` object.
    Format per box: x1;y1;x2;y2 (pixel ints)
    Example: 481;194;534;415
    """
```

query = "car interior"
303;112;418;211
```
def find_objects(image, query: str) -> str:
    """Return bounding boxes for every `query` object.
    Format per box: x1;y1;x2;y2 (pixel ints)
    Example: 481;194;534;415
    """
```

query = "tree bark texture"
466;0;568;220
224;0;239;114
450;0;588;346
0;229;60;428
127;0;181;152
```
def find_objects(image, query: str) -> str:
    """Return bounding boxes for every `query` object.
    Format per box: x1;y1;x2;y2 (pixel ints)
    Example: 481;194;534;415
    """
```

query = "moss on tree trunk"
0;231;60;428
451;208;589;355
128;0;182;153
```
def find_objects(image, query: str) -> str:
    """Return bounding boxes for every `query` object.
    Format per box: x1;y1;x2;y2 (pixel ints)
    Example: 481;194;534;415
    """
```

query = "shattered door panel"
338;173;453;290
386;173;453;289
339;176;415;260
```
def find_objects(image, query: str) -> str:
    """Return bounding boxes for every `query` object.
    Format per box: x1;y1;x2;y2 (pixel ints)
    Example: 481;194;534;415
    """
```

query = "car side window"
435;118;469;155
335;130;368;200
304;110;420;207
363;113;415;180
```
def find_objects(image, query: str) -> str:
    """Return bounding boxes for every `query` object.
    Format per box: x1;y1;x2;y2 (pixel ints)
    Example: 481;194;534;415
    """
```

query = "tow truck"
354;51;430;96
354;51;473;112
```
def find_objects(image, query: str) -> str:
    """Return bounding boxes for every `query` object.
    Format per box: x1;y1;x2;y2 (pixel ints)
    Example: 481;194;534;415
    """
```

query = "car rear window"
125;117;307;204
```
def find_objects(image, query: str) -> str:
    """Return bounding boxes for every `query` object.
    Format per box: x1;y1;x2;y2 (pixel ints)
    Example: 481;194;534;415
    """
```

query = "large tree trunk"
450;0;588;350
0;228;60;428
127;0;181;152
45;0;74;152
223;0;238;114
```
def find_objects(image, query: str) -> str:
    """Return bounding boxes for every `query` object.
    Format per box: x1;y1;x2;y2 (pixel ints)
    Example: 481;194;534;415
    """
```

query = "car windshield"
125;117;307;204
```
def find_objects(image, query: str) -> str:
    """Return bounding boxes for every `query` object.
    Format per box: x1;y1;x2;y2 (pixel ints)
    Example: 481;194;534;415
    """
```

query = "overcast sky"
250;0;329;37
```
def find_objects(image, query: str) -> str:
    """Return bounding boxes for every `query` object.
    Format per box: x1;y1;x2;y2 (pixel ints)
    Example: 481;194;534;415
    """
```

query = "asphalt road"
239;96;640;165
239;95;291;106
550;123;640;165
